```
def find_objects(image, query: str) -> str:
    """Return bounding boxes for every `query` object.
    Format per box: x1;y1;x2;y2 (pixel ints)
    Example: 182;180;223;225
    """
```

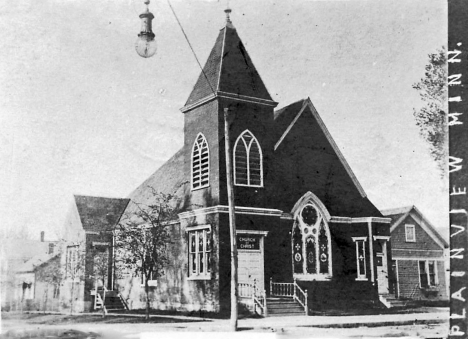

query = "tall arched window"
292;200;332;280
234;130;263;187
192;133;209;190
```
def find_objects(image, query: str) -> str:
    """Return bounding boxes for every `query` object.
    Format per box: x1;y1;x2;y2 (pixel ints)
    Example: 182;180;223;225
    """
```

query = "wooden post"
293;278;297;299
270;277;273;296
263;289;268;317
224;108;238;331
305;289;308;315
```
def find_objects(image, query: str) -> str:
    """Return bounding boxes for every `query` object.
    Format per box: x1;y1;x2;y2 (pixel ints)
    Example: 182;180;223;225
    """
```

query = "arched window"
192;133;210;190
292;200;332;280
234;130;263;187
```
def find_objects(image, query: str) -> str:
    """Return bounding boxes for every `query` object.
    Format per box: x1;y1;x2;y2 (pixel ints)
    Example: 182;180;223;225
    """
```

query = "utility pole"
224;107;238;331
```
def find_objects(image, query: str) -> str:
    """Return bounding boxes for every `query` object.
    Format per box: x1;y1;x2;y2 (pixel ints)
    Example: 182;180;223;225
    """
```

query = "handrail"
293;278;308;315
118;293;130;311
270;278;308;315
238;280;267;316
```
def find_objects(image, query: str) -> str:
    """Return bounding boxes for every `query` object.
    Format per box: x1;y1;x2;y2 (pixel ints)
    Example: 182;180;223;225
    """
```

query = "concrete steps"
379;293;407;308
267;297;306;317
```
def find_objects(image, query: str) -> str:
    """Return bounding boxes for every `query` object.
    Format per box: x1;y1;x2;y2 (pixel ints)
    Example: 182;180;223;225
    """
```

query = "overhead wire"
166;0;217;96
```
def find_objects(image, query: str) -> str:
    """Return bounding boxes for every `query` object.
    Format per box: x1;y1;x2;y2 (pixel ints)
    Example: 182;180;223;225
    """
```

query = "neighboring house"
1;233;58;311
381;206;448;301
59;195;130;312
116;13;394;315
14;253;61;311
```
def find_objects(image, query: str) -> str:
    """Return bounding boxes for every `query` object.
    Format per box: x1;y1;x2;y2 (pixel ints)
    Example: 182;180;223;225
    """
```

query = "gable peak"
182;10;276;111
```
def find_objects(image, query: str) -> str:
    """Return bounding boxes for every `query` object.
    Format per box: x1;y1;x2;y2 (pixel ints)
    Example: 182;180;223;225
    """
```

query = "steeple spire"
182;6;277;110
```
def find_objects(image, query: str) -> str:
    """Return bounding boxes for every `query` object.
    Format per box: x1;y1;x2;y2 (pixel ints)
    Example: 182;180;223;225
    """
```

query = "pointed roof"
381;205;448;248
274;98;367;198
74;195;130;232
183;15;276;111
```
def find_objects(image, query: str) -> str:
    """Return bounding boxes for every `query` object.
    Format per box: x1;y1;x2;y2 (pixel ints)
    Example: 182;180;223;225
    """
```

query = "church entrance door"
237;231;267;293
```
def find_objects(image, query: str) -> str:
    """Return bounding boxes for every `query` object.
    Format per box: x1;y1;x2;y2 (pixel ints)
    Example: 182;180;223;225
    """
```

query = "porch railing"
93;285;108;315
270;278;308;315
238;280;267;316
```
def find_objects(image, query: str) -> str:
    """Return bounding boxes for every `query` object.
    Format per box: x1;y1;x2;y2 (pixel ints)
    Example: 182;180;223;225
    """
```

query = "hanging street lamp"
135;0;157;58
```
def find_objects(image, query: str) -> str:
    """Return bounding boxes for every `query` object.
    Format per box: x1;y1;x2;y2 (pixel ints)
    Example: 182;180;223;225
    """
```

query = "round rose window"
301;205;318;226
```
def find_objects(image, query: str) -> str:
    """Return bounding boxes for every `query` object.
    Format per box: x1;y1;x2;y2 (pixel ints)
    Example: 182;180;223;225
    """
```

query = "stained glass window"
188;227;211;278
291;203;331;279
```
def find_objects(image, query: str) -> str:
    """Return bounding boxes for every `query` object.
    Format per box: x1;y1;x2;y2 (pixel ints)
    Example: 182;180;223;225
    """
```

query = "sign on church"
237;234;261;250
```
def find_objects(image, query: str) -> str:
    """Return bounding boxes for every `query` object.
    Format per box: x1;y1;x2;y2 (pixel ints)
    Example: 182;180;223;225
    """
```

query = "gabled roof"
183;20;274;109
381;205;448;248
274;98;367;198
127;147;189;213
74;195;130;232
16;253;59;273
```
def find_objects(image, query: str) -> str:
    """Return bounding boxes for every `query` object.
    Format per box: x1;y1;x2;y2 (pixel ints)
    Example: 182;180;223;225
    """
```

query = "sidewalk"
15;308;448;331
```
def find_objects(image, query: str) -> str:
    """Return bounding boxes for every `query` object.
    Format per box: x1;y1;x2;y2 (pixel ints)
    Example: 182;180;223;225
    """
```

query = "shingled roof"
126;147;189;213
184;20;273;107
381;205;448;248
74;195;130;232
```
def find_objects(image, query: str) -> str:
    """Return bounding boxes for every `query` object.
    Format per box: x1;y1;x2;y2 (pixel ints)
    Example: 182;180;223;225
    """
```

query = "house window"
188;227;211;279
234;130;263;187
192;133;210;190
419;260;438;288
66;245;79;278
292;203;332;280
352;237;367;280
405;224;415;242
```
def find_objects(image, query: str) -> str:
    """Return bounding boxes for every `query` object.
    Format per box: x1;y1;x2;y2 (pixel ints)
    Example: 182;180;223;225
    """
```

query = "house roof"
16;253;59;273
184;19;273;108
126;147;189;213
274;98;367;198
74;195;130;232
381;205;448;248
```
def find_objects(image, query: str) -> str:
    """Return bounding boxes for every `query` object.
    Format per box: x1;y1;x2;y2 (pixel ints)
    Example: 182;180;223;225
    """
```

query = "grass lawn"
1;312;208;325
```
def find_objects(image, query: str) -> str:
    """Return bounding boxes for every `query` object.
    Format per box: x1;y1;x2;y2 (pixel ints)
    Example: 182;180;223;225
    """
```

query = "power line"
166;0;216;96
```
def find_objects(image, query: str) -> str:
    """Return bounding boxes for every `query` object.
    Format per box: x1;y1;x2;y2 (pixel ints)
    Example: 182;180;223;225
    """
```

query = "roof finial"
225;7;232;24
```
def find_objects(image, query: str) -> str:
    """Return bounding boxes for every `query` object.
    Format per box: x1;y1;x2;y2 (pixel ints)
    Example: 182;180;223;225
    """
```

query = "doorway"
237;231;267;293
376;239;389;294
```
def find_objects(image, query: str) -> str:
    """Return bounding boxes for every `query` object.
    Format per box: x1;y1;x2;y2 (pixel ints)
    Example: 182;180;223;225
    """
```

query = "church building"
117;10;393;315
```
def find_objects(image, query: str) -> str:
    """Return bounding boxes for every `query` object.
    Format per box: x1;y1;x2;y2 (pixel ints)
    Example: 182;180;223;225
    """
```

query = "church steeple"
182;9;276;111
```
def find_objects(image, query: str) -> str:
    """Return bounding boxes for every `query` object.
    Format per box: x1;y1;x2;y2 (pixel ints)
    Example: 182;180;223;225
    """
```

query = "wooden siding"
391;215;442;251
396;259;448;300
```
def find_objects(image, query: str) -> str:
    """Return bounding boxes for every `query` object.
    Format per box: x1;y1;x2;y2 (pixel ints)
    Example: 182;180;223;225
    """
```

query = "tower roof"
183;14;275;110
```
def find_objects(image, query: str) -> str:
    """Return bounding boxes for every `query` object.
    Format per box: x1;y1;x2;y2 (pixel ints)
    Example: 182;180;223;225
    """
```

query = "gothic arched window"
234;130;263;187
292;202;332;280
192;133;210;190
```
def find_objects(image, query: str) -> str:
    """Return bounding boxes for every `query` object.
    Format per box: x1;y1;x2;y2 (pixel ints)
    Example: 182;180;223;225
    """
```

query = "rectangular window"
419;260;438;288
405;224;416;242
188;227;211;279
66;245;79;278
352;237;367;280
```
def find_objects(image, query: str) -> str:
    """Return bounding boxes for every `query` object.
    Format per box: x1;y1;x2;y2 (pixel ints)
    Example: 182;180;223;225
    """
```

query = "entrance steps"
267;297;306;317
379;293;406;308
96;289;128;313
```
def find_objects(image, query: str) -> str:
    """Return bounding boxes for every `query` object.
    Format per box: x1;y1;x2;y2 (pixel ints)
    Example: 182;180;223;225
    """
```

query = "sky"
0;0;448;241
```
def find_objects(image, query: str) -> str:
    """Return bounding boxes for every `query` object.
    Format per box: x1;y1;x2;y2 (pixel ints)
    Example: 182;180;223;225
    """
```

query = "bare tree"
34;255;62;313
115;190;178;320
87;247;109;317
62;243;86;314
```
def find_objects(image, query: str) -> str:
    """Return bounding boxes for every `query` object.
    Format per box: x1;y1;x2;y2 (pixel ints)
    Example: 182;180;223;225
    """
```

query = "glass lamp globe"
136;7;157;58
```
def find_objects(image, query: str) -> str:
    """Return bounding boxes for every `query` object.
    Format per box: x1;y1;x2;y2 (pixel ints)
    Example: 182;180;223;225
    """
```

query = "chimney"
40;231;45;242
